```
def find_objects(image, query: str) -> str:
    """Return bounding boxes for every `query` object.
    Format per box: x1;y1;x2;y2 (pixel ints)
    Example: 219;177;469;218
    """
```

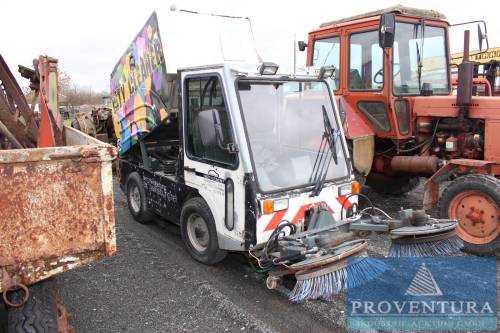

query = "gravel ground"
50;179;499;333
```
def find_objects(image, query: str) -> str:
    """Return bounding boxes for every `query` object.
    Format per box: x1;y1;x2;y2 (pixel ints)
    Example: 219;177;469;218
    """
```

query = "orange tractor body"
303;5;500;252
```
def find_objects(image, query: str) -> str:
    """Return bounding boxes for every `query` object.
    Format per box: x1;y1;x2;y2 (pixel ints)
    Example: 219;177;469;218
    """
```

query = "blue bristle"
289;257;386;302
388;236;464;257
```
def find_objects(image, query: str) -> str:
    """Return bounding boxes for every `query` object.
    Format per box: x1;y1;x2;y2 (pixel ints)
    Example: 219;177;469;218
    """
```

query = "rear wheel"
126;172;154;224
366;172;420;195
180;197;227;265
7;280;58;333
438;174;500;255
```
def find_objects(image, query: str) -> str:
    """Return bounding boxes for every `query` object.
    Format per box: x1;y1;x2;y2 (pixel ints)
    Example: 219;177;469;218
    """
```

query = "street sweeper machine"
112;10;463;302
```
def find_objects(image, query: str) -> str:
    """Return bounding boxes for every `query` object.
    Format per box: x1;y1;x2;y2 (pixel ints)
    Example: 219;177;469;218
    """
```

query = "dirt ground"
3;179;498;332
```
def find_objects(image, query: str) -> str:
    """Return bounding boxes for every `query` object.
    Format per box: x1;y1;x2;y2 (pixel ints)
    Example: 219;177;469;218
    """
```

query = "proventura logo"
405;263;442;296
347;257;497;331
350;300;494;315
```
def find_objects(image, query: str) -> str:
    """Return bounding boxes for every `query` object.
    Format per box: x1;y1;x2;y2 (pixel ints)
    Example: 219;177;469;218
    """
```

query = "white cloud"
1;0;498;92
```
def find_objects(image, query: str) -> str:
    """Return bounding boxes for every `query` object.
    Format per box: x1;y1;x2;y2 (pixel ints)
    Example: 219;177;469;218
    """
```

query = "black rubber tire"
7;279;58;333
126;172;155;224
366;172;420;195
180;197;227;265
438;174;500;255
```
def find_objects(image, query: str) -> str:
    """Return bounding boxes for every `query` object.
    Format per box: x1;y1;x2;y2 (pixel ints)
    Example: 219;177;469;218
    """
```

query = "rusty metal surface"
56;288;75;333
391;155;439;175
0;54;38;148
0;126;116;292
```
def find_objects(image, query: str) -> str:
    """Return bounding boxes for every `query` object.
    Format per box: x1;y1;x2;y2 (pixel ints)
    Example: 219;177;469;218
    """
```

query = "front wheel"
438;174;500;255
180;197;227;265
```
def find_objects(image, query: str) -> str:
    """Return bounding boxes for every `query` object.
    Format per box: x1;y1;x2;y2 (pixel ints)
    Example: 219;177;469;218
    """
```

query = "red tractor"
300;5;500;253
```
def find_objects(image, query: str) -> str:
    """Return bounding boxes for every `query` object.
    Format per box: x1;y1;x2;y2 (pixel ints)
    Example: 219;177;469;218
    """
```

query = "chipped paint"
0;126;117;292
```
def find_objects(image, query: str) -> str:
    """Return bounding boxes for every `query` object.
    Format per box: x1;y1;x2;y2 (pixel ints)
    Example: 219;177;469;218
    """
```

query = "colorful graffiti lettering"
110;12;169;155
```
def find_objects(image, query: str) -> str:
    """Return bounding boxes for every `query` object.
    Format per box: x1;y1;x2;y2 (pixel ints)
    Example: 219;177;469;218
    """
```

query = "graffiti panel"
110;12;169;155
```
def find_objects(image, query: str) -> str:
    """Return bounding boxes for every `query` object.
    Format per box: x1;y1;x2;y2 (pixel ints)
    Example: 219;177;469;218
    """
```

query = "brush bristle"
388;236;464;257
289;257;386;302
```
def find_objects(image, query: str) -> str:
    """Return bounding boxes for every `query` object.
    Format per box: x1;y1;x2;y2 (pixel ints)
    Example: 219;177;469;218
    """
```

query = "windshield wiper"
416;41;422;92
416;20;425;93
309;105;341;197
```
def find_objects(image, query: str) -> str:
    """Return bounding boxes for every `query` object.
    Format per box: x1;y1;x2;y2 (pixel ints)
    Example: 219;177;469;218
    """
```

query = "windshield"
393;22;449;95
237;79;350;193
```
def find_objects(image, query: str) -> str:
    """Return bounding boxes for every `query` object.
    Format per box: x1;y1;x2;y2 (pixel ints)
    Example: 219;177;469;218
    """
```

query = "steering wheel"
373;63;401;84
374;68;384;84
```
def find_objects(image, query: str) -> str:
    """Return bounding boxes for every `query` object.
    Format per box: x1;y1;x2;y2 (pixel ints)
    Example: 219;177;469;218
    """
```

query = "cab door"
342;28;395;138
181;71;245;250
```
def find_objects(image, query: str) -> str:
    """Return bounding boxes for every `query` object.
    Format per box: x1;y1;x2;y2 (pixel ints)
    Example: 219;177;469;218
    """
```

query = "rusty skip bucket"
0;126;117;292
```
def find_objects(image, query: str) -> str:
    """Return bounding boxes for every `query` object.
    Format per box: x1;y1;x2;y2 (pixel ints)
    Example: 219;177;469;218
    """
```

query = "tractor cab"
304;5;450;143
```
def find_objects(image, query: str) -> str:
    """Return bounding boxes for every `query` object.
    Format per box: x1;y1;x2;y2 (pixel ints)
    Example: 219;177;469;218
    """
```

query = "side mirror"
298;41;307;52
477;23;488;51
379;13;395;49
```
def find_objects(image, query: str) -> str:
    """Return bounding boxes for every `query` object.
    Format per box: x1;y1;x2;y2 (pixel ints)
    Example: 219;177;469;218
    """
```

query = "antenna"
293;33;297;77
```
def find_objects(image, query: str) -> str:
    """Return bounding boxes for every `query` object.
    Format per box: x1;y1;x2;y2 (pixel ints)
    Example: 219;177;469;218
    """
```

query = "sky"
1;0;498;93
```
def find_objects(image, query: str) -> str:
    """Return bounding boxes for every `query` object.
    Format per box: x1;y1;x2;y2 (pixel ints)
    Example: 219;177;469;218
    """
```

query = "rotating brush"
357;208;464;257
289;256;386;302
388;230;464;257
287;240;386;302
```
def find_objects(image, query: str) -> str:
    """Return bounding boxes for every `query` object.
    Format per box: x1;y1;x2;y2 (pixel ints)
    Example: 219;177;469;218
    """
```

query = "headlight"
318;66;336;79
338;184;351;197
259;62;279;75
338;181;360;197
262;198;289;214
273;198;289;211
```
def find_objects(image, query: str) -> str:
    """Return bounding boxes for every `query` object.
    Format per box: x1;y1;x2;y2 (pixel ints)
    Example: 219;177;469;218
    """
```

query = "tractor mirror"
298;41;307;52
379;13;395;48
477;23;488;51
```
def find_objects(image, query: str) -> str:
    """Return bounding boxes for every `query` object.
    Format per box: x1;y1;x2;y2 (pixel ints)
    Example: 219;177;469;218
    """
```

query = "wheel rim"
129;184;141;213
186;213;210;252
448;190;500;244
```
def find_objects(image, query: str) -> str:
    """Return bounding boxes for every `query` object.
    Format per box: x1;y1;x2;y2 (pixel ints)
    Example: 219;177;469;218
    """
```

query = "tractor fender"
338;97;375;176
423;159;497;210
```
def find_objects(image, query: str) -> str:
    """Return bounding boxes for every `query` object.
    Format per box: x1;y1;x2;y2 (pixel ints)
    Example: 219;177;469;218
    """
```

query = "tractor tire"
126;172;155;224
7;279;58;333
438;174;500;255
180;197;227;265
366;172;420;195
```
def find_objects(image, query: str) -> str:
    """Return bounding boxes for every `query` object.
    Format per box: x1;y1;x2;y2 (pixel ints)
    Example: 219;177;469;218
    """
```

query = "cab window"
349;30;383;90
312;36;340;90
185;76;236;166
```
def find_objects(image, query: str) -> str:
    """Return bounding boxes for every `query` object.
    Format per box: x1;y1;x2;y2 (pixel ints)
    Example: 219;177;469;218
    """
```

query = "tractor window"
393;23;448;95
312;36;340;90
185;76;237;167
349;30;383;90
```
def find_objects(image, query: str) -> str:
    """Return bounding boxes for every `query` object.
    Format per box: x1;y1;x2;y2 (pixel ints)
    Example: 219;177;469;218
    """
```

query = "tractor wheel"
7;279;59;333
366;172;420;195
439;174;500;255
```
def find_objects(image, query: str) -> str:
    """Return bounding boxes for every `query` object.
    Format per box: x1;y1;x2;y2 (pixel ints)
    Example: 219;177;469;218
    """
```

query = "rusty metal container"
0;126;117;292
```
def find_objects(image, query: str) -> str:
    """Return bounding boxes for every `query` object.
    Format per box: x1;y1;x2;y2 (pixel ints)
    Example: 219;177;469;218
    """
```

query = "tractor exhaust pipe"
391;156;440;176
456;30;474;122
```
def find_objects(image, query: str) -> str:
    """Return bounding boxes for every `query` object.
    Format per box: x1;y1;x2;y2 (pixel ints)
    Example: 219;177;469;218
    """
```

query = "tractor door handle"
184;166;196;173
